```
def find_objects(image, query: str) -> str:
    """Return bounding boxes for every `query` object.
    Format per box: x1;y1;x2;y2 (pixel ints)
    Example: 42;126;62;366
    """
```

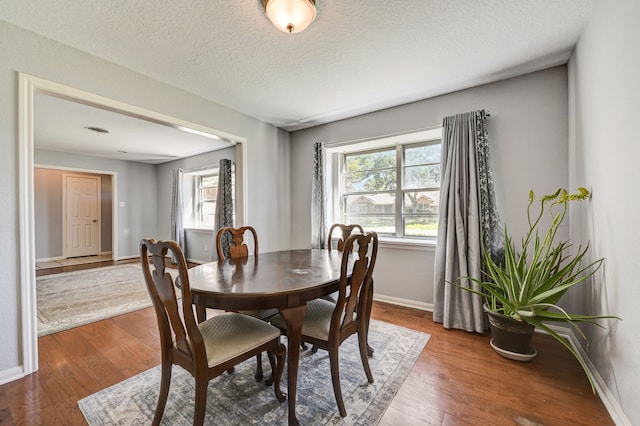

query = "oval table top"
188;248;351;311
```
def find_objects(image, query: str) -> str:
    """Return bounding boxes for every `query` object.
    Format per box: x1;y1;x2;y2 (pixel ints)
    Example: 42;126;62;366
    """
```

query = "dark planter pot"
486;310;535;355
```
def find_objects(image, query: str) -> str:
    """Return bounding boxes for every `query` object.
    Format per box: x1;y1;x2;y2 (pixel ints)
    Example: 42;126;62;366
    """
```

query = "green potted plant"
451;187;619;391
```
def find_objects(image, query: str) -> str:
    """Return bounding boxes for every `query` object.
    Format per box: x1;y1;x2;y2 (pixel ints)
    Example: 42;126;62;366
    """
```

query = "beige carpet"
37;264;177;336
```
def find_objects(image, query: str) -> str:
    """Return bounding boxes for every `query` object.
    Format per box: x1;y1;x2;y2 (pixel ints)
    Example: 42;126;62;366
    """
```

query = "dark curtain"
215;159;234;259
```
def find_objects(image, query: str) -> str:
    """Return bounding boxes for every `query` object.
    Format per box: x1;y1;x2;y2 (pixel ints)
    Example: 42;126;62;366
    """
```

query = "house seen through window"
334;129;441;240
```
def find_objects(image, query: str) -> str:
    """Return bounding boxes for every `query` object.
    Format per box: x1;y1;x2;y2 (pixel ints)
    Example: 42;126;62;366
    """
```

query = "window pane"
200;175;218;187
345;215;395;234
344;150;397;192
344;168;396;192
403;191;440;213
201;186;217;201
345;193;395;214
405;144;440;166
201;201;216;227
345;150;395;172
404;215;439;237
403;164;440;189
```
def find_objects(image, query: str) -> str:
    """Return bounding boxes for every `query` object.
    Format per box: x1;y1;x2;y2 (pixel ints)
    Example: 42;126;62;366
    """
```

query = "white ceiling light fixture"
263;0;316;34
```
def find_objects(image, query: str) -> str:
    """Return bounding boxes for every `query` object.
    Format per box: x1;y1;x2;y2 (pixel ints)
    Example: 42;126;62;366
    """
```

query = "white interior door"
64;174;101;257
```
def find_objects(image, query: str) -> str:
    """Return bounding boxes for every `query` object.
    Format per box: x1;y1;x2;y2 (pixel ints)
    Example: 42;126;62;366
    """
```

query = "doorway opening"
19;73;247;377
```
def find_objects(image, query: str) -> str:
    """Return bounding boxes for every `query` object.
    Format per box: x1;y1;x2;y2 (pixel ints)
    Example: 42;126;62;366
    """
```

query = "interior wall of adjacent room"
156;146;237;263
34;167;113;260
34;149;157;259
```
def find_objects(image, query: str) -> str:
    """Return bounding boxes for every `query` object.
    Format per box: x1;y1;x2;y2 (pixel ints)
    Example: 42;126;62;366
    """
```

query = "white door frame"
18;73;248;376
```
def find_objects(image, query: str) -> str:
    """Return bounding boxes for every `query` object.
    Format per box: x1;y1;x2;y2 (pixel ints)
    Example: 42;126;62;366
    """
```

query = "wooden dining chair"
270;231;379;417
325;223;374;356
216;225;259;261
215;226;279;382
140;238;286;425
327;223;364;252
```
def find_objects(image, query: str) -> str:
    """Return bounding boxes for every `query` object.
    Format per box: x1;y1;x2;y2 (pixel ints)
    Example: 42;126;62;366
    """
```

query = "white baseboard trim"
118;254;140;261
0;366;26;386
536;325;629;426
373;293;433;312
35;255;65;263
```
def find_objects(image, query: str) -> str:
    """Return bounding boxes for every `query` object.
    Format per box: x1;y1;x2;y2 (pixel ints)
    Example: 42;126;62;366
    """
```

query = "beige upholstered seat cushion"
198;312;281;367
271;298;337;341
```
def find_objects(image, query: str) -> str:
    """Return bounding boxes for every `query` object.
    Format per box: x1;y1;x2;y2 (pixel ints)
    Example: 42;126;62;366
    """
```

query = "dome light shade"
263;0;316;34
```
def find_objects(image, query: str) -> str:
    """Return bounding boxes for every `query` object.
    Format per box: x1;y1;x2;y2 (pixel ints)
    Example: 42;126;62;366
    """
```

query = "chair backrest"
332;231;378;334
140;239;206;369
216;226;259;262
327;223;364;252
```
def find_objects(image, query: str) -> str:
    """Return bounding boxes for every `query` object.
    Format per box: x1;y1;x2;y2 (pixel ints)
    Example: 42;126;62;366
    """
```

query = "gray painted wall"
568;0;639;422
291;66;569;306
34;149;158;259
1;21;290;374
101;174;113;252
34;168;113;259
33;168;63;258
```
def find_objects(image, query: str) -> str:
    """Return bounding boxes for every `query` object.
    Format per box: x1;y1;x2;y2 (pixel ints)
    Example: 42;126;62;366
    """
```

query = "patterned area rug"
37;263;176;336
78;319;430;425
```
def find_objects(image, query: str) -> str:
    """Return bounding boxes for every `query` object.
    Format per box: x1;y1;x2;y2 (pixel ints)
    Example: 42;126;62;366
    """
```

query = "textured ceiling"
1;0;595;161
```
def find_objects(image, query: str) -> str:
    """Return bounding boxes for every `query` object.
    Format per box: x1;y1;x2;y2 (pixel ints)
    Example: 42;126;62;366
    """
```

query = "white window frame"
196;173;218;228
326;128;442;247
184;164;235;230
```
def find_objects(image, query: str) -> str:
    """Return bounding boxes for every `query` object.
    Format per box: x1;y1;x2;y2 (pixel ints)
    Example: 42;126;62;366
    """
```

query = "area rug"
78;319;430;425
37;263;177;336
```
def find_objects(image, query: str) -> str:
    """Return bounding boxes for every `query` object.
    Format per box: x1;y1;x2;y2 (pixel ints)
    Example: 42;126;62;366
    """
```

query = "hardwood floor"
373;303;613;426
2;265;613;425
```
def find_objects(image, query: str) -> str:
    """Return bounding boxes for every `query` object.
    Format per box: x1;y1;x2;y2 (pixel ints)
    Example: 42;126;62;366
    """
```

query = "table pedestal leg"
278;304;307;426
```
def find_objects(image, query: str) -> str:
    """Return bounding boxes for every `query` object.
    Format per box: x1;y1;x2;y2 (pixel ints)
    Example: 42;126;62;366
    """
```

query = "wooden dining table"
187;248;354;426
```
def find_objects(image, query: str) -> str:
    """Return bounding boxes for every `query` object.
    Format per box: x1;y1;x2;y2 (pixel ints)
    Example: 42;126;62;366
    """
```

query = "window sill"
377;237;436;251
185;227;215;234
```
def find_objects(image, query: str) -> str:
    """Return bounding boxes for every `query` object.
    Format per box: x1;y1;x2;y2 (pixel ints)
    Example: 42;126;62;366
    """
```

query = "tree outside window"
341;140;441;238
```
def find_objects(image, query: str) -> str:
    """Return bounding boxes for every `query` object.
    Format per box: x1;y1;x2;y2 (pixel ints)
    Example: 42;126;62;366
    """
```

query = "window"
197;174;218;228
336;130;441;240
185;165;235;229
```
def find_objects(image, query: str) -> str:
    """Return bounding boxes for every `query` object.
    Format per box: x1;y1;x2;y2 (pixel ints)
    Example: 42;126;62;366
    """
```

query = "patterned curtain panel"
311;142;326;249
215;158;234;259
433;110;502;332
171;168;185;260
475;112;504;262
